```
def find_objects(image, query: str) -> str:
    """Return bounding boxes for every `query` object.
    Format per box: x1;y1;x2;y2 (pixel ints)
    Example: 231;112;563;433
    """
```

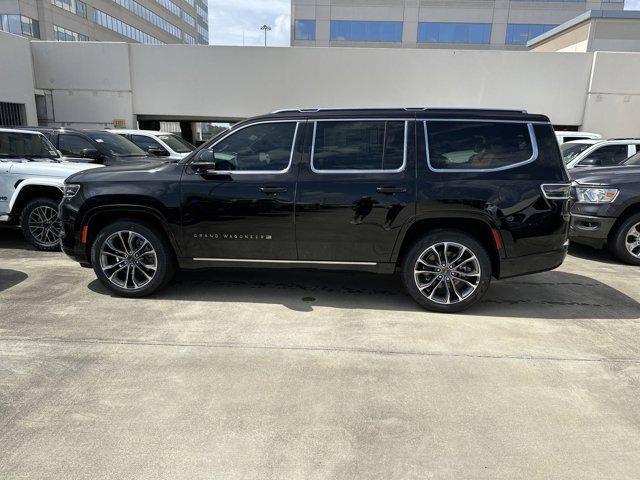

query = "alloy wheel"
413;241;482;305
624;222;640;259
99;231;158;290
28;206;63;248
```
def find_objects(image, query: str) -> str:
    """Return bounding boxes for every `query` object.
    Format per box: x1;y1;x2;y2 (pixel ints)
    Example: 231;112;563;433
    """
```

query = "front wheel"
91;220;175;297
609;213;640;266
402;230;492;313
20;197;63;251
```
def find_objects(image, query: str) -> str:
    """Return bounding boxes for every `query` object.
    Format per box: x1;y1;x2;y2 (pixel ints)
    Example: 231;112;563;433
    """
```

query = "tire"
401;229;492;313
609;213;640;266
20;197;63;251
91;220;176;298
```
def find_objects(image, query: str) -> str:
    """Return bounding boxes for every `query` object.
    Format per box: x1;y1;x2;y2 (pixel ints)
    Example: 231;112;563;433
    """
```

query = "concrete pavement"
1;227;639;479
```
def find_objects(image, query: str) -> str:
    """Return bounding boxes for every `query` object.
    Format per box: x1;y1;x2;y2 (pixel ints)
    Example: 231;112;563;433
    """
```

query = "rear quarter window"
425;121;535;171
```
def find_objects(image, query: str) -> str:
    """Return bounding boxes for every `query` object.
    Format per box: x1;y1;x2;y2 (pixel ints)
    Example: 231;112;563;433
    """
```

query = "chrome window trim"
190;120;300;175
424;120;539;173
310;119;408;174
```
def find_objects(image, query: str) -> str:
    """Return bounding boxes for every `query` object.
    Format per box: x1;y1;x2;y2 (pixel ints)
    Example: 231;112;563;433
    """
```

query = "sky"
209;0;640;46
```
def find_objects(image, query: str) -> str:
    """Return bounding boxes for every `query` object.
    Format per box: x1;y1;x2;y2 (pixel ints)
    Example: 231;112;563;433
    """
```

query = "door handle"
376;186;407;194
259;186;287;194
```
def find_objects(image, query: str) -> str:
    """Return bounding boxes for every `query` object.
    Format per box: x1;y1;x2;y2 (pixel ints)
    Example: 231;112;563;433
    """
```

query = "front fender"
8;178;64;213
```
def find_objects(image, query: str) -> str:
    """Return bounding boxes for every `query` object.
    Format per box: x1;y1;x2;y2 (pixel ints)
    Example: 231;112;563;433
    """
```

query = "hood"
67;159;180;183
570;165;640;185
10;160;102;178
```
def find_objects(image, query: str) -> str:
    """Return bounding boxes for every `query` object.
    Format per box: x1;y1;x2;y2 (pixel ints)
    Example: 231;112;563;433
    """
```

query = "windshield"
622;152;640;166
0;132;58;160
86;132;147;157
560;143;592;164
158;134;194;154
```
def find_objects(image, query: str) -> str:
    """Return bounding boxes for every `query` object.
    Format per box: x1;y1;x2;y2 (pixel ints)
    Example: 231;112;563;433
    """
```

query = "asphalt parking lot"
1;226;640;479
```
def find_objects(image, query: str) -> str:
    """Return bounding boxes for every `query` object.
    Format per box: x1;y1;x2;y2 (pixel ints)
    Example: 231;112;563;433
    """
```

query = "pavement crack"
1;336;640;365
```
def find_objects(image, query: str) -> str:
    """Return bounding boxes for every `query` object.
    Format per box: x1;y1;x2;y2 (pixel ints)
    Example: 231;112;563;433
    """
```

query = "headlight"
575;186;619;203
62;184;80;199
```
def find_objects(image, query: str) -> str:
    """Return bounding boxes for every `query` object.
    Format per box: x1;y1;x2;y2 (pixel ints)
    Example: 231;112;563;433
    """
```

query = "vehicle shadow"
0;269;28;293
568;242;621;266
0;227;34;250
88;265;640;319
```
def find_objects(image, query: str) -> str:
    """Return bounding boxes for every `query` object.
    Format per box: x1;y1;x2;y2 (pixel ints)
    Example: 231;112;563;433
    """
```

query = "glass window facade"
93;9;164;44
51;0;86;18
330;21;402;42
54;25;89;41
184;32;195;44
196;4;207;22
197;22;208;42
295;19;315;41
0;14;39;38
506;24;557;45
112;0;182;38
183;12;195;27
418;22;491;44
153;0;180;17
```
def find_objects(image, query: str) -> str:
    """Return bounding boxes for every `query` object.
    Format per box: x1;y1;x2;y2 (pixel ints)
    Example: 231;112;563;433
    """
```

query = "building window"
93;9;164;44
184;32;195;44
330;21;403;43
0;14;40;38
196;4;207;23
197;22;208;42
0;102;26;127
51;0;87;18
184;0;194;6
112;0;182;39
183;12;195;27
54;25;89;41
153;0;180;18
418;22;491;44
295;19;315;41
506;24;557;45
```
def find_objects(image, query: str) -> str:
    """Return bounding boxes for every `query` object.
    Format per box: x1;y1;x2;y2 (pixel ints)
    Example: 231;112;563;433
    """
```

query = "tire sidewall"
91;220;174;297
611;214;640;266
402;230;492;313
20;197;62;251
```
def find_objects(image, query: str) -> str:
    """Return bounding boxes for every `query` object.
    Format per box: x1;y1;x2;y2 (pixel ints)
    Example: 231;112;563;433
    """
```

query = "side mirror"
148;146;169;157
80;148;101;160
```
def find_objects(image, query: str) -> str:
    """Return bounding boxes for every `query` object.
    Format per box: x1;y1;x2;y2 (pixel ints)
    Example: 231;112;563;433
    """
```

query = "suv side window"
208;122;297;172
58;134;94;156
579;144;629;167
131;134;165;154
426;121;534;171
312;120;405;172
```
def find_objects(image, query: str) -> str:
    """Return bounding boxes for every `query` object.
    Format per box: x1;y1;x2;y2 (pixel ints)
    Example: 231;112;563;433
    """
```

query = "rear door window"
131;134;165;154
425;121;535;171
311;120;406;172
578;144;629;167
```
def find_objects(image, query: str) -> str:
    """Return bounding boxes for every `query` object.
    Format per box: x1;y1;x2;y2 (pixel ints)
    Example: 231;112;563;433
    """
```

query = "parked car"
561;138;640;169
20;127;164;166
60;108;570;313
569;153;640;265
0;128;101;250
108;129;195;160
555;130;601;145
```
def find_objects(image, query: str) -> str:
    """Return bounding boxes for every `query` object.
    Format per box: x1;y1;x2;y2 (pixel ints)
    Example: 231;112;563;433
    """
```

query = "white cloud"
626;0;640;9
208;0;291;46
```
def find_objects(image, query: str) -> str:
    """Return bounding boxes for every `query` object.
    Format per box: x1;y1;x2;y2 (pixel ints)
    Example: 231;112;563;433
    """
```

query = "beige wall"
16;39;640;138
0;31;37;124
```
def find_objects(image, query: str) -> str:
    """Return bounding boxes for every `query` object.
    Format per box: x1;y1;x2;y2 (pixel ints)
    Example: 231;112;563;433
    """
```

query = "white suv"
108;129;195;161
561;138;640;169
0;128;101;250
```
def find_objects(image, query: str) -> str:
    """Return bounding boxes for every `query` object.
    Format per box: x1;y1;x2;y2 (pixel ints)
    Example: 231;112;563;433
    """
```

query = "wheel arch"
83;205;181;262
394;216;502;278
608;201;640;242
10;182;63;217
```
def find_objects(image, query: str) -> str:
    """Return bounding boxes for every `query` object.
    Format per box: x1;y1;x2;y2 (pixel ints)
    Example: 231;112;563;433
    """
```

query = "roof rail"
270;107;528;114
607;137;640;141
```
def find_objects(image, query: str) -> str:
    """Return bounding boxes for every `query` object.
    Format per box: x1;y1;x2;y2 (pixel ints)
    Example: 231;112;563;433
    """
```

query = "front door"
180;120;303;260
295;119;416;263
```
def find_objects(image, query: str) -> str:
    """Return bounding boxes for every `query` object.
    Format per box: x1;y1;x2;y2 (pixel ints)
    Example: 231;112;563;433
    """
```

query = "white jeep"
0;128;101;250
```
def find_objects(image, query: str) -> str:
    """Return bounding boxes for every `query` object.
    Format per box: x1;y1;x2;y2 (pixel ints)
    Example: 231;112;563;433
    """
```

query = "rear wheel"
20;197;63;251
91;220;175;297
610;213;640;266
402;230;492;313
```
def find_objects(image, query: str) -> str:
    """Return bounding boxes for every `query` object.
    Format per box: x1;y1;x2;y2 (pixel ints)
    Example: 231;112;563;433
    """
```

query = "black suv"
21;127;161;166
570;152;640;265
60;108;570;312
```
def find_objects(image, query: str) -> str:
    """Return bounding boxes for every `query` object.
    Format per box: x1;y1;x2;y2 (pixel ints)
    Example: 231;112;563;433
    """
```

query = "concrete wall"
0;31;37;125
18;39;640;138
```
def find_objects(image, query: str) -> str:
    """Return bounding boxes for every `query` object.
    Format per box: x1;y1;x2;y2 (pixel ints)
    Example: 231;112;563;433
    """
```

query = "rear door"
295;117;415;263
